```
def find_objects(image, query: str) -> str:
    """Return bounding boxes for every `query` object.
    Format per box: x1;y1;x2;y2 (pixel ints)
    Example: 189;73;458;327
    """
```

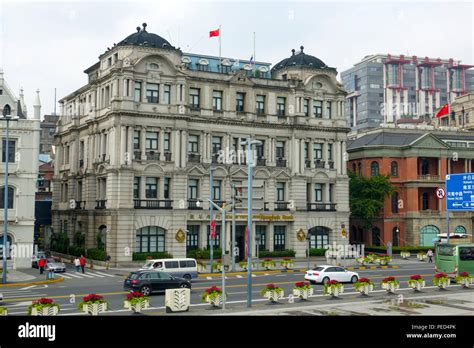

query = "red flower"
295;281;310;288
410;274;423;280
33;298;53;305
434;273;448;279
266;283;276;289
205;286;222;294
83;294;103;302
327;280;339;285
264;258;273;262
126;291;145;300
357;278;371;283
382;276;396;283
459;272;469;277
283;258;291;261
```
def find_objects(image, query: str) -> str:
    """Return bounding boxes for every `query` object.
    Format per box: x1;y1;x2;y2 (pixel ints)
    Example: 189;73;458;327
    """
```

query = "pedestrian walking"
38;257;46;275
105;254;111;270
427;249;434;263
74;257;81;272
79;255;87;273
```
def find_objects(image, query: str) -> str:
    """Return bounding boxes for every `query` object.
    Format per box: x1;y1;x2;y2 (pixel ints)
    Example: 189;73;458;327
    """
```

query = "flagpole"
219;25;222;72
253;32;256;68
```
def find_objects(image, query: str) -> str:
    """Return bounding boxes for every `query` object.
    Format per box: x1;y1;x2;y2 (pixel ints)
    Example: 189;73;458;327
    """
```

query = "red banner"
210;220;217;239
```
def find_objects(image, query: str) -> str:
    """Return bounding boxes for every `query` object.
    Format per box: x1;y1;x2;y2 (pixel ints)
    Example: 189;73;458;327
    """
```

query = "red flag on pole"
245;226;249;259
210;220;217;239
209;28;220;38
435;104;449;118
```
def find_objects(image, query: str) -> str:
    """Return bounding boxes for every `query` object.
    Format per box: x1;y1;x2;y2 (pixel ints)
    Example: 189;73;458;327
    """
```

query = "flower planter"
356;257;367;266
82;303;107;316
458;277;473;288
292;288;313;300
408;280;425;292
0;308;7;316
30;306;59;316
400;252;411;260
124;299;150;313
263;290;284;303
356;284;374;295
324;286;344;298
205;295;222;307
436;279;450;289
417;254;427;262
197;263;206;273
381;282;400;294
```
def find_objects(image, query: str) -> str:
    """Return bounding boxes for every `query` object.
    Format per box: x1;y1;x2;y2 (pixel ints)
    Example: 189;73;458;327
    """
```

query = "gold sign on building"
341;228;348;238
175;229;186;243
296;228;306;242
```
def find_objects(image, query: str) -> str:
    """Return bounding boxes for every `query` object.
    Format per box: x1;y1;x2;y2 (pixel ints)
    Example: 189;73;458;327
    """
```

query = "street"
3;261;470;316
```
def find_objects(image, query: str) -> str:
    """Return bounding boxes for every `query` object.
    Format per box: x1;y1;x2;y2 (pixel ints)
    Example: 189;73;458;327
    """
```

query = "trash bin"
165;288;190;313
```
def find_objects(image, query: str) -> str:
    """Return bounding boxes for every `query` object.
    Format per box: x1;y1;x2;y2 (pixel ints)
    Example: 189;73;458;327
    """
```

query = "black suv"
124;270;191;295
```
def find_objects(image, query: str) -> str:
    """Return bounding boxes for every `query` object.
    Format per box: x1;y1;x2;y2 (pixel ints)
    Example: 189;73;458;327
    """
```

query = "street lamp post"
231;183;236;272
306;232;311;271
209;166;215;273
241;137;261;308
1;107;19;284
255;234;260;271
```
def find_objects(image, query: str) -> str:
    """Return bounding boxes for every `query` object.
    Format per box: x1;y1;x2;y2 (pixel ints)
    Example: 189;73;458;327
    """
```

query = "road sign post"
445;174;474;244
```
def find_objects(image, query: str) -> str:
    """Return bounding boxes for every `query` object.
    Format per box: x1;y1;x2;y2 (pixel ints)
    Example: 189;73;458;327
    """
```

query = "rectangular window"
164;84;171;104
2;139;15;163
189;88;200;108
314;184;323;202
0;187;14;209
164;178;170;199
212;90;223;111
133;131;140;150
213;180;221;200
145;132;158;150
188;135;199;153
188;179;198;199
303;99;309;116
256;95;265;115
304;142;309;159
145;177;158;198
327;143;333;160
256;225;266;251
133;177;140;199
207;225;221;248
277;97;286;116
313;100;322;118
236;92;245;112
313;143;323;159
276;182;285;201
212;136;222;155
276;141;285;158
186;225;199;251
326;101;332;118
256;140;265;158
164;132;171;152
329;184;334;202
146;83;159;103
274;226;286;251
134;81;142;102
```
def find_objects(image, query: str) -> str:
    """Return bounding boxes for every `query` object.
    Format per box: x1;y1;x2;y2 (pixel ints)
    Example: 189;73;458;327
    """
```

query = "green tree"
349;171;394;229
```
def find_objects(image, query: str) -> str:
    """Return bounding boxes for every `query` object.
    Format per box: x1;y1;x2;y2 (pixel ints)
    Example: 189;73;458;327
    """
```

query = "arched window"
135;226;166;253
422;192;429;210
352;163;356;173
2;104;11;116
370;161;379;176
0;186;14;209
358;163;362;176
420;225;440;246
390;161;398;177
455;226;467;234
308;226;331;249
149;63;159;69
372;227;381;246
392;227;400;247
391;192;399;213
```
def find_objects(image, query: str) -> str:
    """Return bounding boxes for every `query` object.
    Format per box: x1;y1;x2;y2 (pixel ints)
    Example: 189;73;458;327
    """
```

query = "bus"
435;243;474;277
433;233;472;245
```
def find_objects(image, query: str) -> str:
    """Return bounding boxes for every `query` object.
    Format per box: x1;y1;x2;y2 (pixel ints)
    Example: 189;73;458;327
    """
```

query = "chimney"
33;89;41;120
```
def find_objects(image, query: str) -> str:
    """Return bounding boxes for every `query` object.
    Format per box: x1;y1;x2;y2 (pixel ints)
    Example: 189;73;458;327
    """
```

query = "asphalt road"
1;261;459;315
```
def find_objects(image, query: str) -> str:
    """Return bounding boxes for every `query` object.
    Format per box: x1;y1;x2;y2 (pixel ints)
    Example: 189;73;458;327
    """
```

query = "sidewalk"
0;268;64;287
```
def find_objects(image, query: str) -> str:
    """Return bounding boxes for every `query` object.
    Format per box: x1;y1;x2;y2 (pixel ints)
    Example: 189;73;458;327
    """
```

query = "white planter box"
325;286;344;297
205;294;223;307
417;254;427;261
165;288;191;313
356;284;374;295
458;277;473;288
356;258;366;265
409;280;425;291
263;290;284;302
436;279;450;289
124;299;150;313
31;306;59;316
382;282;399;293
82;302;107;316
400;252;411;259
0;309;7;316
292;288;313;300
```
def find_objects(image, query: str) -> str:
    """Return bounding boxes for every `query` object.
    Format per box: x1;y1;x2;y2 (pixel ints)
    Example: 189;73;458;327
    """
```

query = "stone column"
140;127;147;160
174;130;181;168
300;139;305;173
309;141;315;168
181;130;187;168
341;141;347;175
325;183;330;203
159;129;165;159
323;142;328;168
335;141;341;175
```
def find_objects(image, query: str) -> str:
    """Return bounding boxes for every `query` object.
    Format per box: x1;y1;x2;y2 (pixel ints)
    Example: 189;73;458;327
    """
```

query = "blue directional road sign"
446;173;474;211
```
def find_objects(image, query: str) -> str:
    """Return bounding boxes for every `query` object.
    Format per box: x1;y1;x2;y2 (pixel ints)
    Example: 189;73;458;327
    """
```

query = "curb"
0;276;64;287
346;265;400;270
198;269;305;277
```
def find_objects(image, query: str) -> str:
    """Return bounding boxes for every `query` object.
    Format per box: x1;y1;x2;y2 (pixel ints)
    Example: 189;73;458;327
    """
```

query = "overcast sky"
0;0;472;116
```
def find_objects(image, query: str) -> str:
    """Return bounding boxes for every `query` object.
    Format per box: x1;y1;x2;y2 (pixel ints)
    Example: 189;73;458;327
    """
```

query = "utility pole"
231;183;236;272
209;166;215;273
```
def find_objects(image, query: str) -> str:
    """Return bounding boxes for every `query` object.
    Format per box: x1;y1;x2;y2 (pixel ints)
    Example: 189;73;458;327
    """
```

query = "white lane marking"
87;272;105;278
77;273;95;278
63;272;83;278
264;273;270;276
236;275;242;278
91;271;115;277
206;277;212;280
19;285;36;290
251;274;256;277
59;273;74;279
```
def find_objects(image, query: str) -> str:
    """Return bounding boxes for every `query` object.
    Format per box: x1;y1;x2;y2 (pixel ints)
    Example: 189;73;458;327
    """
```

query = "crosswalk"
1;287;48;300
58;270;119;280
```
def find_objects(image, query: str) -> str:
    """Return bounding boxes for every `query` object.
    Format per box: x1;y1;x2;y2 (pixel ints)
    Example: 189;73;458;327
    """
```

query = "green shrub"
309;248;328;256
186;248;222;259
258;250;296;258
132;252;173;261
68;246;85;257
87;248;107;261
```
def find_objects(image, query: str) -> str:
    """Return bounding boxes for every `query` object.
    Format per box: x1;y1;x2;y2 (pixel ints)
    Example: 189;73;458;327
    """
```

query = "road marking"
206;277;212;280
236;275;242;278
63;273;83;279
264;273;269;276
88;272;106;278
75;273;94;278
91;271;115;277
19;285;37;290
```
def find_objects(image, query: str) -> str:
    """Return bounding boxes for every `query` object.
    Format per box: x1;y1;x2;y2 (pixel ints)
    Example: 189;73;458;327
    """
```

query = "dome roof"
272;46;330;72
117;23;176;50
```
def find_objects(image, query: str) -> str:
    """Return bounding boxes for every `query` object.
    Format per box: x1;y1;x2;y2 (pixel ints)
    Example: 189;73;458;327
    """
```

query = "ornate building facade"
52;24;350;264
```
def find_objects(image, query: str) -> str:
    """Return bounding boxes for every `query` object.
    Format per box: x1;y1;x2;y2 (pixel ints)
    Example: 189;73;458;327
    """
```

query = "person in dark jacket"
38;257;46;274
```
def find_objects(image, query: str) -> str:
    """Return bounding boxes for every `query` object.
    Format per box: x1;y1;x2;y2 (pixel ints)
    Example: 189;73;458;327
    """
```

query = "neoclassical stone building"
52;24;350;264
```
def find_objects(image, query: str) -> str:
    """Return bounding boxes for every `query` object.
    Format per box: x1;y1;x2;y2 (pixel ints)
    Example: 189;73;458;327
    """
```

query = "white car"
304;265;359;284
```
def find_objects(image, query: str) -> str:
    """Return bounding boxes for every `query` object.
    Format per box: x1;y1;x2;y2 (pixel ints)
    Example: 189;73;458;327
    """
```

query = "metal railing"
307;203;337;211
95;200;107;209
274;201;290;211
146;151;160;161
314;160;325;168
188;199;203;209
134;199;173;209
163;152;172;161
417;174;440;180
188;153;201;163
276;158;287;167
257;158;266;166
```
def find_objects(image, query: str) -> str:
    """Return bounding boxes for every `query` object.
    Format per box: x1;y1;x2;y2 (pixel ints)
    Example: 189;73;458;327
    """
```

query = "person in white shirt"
427;249;434;263
74;257;81;272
